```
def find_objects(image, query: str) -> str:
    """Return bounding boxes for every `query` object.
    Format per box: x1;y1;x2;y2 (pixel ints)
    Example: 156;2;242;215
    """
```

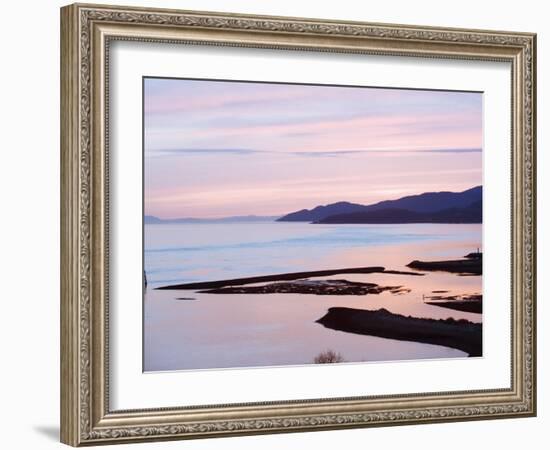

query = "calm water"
144;222;482;371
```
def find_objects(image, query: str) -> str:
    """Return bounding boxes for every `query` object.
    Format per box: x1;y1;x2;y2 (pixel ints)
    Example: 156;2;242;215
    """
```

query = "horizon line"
145;185;482;221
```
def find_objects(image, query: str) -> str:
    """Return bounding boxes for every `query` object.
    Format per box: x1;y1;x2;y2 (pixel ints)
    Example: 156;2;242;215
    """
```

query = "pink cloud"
147;111;481;152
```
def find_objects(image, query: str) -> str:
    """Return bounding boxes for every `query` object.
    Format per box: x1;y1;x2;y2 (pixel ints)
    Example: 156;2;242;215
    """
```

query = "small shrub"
314;350;345;364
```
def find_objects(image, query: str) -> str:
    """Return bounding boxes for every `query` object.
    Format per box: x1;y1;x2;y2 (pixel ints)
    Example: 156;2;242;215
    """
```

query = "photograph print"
143;77;483;372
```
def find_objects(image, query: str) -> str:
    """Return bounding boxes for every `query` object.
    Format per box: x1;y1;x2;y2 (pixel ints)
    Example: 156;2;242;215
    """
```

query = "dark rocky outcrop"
157;267;386;290
407;257;482;275
317;307;482;356
199;279;410;296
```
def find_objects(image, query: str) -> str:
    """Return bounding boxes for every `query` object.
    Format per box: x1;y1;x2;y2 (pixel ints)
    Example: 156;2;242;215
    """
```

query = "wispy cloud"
288;150;365;158
144;78;482;217
419;148;481;153
145;148;263;157
289;148;482;157
146;147;482;159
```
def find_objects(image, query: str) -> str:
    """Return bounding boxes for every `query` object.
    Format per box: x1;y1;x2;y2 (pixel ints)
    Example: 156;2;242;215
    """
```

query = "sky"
144;78;482;219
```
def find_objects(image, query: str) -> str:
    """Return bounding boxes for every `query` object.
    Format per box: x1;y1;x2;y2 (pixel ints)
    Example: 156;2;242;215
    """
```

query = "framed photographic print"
60;3;537;446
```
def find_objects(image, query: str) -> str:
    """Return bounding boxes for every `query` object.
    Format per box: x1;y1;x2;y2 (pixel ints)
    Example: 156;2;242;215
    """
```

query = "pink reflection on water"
144;237;482;371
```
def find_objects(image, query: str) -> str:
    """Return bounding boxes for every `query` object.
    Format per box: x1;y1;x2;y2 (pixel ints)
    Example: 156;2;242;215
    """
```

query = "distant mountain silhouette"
277;186;482;223
144;215;280;224
144;215;164;224
276;201;368;223
317;199;482;224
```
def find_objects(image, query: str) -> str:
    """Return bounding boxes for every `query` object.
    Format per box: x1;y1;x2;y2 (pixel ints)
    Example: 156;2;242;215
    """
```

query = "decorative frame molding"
60;3;536;446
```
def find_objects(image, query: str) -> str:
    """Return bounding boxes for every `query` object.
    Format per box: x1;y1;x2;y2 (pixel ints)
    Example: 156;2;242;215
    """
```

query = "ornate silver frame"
60;3;536;446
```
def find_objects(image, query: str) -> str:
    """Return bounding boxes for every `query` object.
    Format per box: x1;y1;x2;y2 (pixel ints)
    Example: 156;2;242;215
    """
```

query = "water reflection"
144;223;481;371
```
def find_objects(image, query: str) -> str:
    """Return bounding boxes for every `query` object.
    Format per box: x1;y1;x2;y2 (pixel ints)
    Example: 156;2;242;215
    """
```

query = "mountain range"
277;186;482;224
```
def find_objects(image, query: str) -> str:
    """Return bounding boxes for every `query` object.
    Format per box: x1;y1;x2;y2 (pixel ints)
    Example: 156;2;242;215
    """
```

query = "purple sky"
144;78;482;219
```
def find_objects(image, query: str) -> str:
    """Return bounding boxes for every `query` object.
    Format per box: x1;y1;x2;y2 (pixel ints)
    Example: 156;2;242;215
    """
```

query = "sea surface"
144;222;482;371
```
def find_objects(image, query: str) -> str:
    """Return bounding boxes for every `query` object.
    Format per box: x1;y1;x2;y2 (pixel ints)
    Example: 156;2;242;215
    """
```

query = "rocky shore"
407;257;482;275
199;279;411;296
157;266;422;290
425;294;482;313
317;307;482;356
155;254;483;357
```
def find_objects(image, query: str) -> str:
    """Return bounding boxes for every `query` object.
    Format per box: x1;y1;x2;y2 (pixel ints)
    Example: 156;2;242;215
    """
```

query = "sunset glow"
144;78;482;219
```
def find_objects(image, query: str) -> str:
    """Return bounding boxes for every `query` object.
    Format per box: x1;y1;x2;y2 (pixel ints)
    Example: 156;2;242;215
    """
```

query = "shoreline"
156;256;480;291
407;257;482;275
317;307;482;356
155;266;425;290
426;300;482;314
155;257;482;290
199;279;410;296
425;294;482;314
